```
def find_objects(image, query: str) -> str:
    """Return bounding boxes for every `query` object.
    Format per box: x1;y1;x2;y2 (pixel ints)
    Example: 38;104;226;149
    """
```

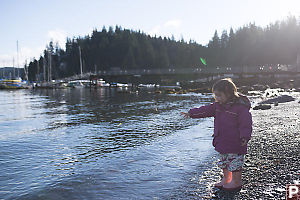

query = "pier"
84;65;300;86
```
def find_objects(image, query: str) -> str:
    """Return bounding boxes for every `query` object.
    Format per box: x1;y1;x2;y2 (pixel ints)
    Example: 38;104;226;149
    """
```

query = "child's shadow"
211;188;241;200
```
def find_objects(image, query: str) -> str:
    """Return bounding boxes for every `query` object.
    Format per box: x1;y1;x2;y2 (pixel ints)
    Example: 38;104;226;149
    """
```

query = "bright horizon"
1;0;300;67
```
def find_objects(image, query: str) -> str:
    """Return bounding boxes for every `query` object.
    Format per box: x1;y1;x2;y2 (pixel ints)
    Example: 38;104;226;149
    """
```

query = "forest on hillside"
26;16;300;81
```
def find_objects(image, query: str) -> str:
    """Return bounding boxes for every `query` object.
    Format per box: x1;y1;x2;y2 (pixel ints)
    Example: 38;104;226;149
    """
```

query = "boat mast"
17;41;19;78
79;46;83;78
43;56;46;82
2;61;5;79
13;57;15;78
47;49;52;82
36;59;39;81
49;51;52;81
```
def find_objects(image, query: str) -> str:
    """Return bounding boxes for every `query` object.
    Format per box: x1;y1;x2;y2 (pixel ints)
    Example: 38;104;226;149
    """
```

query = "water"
0;88;217;199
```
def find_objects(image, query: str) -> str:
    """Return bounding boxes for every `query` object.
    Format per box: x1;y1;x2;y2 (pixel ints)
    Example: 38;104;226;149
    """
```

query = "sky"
1;0;300;67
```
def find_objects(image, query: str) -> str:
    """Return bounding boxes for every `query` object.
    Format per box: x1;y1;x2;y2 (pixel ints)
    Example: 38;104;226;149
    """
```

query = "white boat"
98;79;110;87
89;78;110;87
68;80;89;88
117;83;129;87
138;84;157;88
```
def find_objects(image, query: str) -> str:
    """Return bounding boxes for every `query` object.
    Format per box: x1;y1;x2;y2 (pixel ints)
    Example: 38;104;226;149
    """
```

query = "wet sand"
168;92;300;199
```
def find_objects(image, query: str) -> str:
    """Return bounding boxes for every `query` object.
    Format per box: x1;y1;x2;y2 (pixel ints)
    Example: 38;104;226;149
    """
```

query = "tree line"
26;16;300;81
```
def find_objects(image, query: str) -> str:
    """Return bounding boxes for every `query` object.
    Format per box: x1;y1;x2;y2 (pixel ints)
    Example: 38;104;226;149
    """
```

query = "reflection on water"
0;88;216;199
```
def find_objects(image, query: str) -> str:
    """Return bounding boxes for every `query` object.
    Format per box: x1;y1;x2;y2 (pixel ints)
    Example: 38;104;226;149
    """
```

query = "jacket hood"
225;93;251;109
236;93;251;109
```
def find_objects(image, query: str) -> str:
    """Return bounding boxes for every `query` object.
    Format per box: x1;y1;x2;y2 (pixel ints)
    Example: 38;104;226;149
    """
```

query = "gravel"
168;92;300;200
233;94;300;200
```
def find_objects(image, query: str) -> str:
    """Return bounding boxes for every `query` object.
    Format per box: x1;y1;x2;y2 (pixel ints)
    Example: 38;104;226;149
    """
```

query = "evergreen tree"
27;16;300;80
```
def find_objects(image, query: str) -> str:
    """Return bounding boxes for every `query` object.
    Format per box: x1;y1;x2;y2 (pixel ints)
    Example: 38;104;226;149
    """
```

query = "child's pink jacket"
188;94;252;154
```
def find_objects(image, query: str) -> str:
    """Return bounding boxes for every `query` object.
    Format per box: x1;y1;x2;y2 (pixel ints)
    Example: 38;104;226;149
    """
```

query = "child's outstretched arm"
184;103;216;119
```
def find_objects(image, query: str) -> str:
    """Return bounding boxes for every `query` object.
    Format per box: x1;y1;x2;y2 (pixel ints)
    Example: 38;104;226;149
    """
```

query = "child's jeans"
217;153;245;172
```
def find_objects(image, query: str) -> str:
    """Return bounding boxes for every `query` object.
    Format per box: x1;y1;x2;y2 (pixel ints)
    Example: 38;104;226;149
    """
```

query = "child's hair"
212;78;239;100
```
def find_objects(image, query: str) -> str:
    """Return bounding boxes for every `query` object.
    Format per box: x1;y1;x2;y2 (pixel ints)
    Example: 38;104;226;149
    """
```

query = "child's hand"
240;138;248;146
180;112;190;118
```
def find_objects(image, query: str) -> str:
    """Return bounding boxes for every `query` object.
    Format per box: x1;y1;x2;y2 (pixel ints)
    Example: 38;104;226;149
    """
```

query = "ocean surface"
0;88;218;199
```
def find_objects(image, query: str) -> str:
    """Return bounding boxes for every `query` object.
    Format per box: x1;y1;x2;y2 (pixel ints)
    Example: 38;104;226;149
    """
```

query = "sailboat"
66;45;86;88
0;41;29;89
0;79;26;89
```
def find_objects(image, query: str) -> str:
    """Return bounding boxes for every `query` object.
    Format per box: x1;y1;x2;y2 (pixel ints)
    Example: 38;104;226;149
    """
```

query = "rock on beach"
253;94;295;110
259;95;295;104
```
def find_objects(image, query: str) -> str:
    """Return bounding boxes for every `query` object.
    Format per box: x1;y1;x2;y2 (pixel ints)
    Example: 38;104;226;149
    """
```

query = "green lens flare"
200;57;207;65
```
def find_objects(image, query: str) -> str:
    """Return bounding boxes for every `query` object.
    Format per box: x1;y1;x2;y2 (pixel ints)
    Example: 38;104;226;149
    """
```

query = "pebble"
253;104;272;110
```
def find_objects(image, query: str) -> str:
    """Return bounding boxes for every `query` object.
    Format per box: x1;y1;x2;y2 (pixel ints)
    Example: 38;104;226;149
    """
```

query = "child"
181;78;252;191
